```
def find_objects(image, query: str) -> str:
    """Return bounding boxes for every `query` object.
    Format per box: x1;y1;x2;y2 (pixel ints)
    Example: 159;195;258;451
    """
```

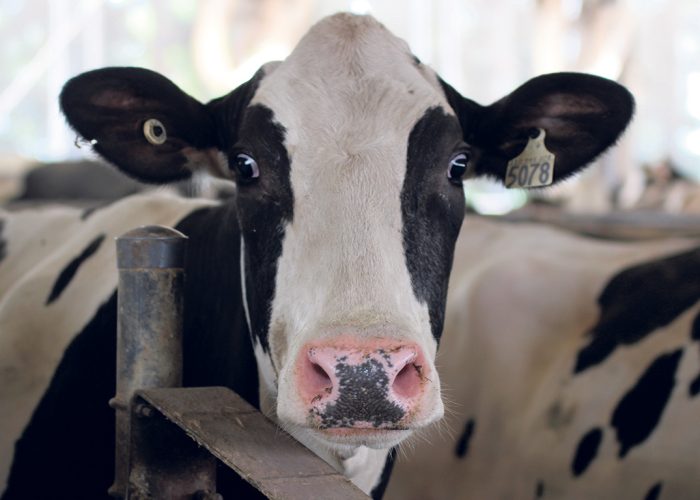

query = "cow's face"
60;14;633;453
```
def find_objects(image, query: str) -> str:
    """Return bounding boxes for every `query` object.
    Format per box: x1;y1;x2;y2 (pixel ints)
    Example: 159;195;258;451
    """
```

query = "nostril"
299;348;335;403
392;362;422;400
310;361;333;393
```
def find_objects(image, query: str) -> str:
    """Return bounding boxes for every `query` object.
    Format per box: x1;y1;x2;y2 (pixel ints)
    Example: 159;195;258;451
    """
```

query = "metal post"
109;225;187;499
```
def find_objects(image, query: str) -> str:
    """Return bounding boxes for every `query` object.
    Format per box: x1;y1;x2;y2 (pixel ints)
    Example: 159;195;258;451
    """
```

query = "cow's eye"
232;153;259;182
447;152;469;184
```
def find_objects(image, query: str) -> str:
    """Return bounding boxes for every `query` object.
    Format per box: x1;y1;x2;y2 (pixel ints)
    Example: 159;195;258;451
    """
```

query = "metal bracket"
132;387;368;499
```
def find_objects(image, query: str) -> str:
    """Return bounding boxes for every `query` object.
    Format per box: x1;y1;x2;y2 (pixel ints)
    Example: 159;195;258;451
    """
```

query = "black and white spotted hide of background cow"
0;13;634;499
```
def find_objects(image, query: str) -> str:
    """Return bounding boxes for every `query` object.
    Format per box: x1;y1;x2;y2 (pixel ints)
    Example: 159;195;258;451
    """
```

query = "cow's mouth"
316;427;412;449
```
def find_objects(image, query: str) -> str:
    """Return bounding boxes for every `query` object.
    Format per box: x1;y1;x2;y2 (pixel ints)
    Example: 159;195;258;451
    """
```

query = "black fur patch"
571;427;603;476
691;311;700;341
371;448;397;500
401;107;466;341
45;234;106;305
575;248;700;374
455;418;476;458
689;373;700;398
535;480;545;498
230;104;293;354
311;358;405;428
643;481;663;500
611;349;683;458
173;205;259;407
4;294;118;498
0;218;6;264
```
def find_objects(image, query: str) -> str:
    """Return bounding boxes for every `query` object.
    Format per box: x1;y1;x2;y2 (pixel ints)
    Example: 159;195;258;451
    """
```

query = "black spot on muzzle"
310;358;406;428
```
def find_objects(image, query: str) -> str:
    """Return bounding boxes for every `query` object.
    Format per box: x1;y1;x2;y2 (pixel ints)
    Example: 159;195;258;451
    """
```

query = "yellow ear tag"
505;128;555;188
143;118;167;145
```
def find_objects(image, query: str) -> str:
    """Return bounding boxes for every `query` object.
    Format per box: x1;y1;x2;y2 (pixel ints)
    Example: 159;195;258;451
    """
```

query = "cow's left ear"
442;72;634;185
61;67;223;183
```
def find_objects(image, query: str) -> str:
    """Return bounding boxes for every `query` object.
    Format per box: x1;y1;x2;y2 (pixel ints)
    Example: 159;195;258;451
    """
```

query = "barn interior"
1;2;700;499
2;0;699;224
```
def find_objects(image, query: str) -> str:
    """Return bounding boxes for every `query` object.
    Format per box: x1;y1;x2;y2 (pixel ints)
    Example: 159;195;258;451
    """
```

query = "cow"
13;160;146;204
0;13;635;498
385;218;700;499
6;159;230;210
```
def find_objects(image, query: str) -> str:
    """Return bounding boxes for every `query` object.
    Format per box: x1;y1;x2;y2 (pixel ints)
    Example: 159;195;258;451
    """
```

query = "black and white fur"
0;13;633;498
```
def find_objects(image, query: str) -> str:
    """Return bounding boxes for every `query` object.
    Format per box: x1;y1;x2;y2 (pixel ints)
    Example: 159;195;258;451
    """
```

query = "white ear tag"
143;118;167;145
505;128;555;188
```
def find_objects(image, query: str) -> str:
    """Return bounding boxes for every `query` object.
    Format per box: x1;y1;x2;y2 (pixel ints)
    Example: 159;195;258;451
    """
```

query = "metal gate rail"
131;387;367;499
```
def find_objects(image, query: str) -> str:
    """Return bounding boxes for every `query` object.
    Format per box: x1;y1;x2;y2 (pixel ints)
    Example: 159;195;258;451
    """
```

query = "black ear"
442;72;634;186
60;67;220;183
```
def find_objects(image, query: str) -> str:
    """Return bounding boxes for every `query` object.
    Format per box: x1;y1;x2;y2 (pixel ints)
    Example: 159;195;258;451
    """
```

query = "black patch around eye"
571;427;603;477
611;349;683;458
455;418;475;459
574;248;700;374
402;107;466;342
46;234;106;305
233;104;293;355
643;481;663;500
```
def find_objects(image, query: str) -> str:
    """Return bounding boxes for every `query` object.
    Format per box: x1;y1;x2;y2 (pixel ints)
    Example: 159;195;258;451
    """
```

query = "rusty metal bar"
128;395;218;500
109;225;189;499
135;387;369;500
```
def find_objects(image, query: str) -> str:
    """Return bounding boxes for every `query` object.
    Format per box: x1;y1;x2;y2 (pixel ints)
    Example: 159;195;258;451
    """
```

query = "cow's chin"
293;427;413;454
314;427;413;450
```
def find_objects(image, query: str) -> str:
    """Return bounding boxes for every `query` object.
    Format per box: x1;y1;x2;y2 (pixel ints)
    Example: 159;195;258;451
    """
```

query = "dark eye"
447;152;470;184
232;153;259;182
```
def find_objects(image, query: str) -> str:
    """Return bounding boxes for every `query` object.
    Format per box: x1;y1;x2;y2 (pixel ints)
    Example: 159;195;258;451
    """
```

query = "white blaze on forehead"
251;14;450;363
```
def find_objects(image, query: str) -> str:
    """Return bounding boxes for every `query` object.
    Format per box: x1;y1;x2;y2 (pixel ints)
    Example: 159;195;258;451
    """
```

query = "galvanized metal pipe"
109;225;187;499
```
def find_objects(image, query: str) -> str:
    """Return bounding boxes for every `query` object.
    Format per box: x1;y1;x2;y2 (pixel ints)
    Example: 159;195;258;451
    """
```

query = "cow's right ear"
441;72;634;186
61;67;223;183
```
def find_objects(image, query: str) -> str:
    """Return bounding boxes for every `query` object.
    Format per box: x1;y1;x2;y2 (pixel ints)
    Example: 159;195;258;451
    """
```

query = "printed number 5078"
505;161;551;188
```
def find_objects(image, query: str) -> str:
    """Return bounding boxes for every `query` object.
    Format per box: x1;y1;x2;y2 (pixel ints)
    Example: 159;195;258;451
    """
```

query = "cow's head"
60;14;633;454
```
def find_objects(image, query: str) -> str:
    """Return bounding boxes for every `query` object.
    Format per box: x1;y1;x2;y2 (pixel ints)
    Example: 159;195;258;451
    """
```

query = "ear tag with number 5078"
505;128;555;188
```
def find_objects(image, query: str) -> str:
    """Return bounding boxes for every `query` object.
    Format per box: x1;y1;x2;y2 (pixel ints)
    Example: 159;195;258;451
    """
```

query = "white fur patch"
239;235;253;334
247;13;448;474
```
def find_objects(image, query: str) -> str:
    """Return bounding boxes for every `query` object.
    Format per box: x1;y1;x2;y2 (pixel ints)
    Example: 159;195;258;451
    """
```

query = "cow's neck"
175;202;260;406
